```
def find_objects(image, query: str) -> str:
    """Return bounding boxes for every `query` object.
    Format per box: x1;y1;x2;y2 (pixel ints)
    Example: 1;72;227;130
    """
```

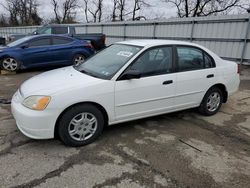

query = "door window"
204;53;214;68
177;47;204;71
52;37;73;45
129;46;173;77
29;38;50;47
177;47;215;71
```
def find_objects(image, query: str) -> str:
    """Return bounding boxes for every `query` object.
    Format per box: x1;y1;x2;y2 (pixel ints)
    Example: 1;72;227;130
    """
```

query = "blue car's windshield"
75;44;142;80
7;36;33;47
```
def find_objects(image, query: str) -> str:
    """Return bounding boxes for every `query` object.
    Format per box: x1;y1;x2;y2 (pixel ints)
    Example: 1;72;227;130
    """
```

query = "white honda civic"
11;40;240;146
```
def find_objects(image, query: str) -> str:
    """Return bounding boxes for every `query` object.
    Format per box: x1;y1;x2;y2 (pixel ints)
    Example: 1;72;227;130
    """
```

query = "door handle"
207;74;214;78
162;80;173;85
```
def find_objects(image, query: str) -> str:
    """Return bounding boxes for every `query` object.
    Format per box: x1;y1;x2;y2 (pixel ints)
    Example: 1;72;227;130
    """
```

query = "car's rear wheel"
198;87;223;116
1;57;20;71
73;54;85;66
58;104;104;147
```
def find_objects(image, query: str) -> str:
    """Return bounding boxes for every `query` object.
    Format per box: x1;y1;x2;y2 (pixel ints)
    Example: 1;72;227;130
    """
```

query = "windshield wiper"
80;69;100;78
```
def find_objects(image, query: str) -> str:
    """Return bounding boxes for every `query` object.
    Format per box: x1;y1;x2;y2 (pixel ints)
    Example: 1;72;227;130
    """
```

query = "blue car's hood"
0;46;13;52
0;46;8;50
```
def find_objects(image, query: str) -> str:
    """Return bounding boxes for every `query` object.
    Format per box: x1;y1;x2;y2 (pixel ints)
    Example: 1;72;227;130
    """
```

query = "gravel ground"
0;66;250;188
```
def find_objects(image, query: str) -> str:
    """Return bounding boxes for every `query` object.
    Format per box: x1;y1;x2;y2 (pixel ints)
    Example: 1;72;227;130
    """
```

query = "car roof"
26;34;74;40
116;39;200;48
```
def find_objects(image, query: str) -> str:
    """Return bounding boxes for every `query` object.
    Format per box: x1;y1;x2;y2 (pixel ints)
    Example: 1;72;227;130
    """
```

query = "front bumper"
11;91;58;139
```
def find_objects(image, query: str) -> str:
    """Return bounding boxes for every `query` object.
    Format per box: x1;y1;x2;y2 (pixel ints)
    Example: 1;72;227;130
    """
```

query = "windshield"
35;27;51;34
75;44;142;79
7;36;33;47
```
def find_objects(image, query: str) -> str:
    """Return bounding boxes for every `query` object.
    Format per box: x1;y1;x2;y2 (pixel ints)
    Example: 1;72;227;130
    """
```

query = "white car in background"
11;40;240;146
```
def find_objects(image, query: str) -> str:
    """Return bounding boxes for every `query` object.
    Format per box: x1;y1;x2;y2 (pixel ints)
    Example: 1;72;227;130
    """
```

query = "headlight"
22;96;51;110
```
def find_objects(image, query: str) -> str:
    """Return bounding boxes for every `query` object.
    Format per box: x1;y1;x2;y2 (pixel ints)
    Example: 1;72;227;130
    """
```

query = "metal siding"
75;26;86;34
87;26;102;33
126;25;153;37
103;25;123;36
244;43;250;59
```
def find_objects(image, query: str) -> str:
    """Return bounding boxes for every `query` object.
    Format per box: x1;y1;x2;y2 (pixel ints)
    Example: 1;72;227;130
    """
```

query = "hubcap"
74;55;85;66
2;58;18;71
68;112;97;141
206;92;221;112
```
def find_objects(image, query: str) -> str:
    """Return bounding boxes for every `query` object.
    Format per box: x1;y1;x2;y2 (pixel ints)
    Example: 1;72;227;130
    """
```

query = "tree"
87;0;104;22
163;0;249;17
2;0;42;26
132;0;150;20
83;0;89;22
117;0;126;21
0;14;9;27
51;0;78;24
111;0;118;21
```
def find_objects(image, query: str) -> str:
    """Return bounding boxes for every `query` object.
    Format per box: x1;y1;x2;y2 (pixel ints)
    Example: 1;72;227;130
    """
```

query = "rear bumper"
227;74;240;96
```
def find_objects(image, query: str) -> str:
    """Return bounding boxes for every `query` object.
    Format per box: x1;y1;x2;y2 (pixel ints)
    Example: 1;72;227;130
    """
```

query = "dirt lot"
0;66;250;188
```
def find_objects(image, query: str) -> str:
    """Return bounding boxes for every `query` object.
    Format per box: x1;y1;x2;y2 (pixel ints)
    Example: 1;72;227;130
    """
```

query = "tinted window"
177;47;203;71
53;27;68;34
204;53;214;68
129;46;172;77
53;37;73;45
29;38;50;47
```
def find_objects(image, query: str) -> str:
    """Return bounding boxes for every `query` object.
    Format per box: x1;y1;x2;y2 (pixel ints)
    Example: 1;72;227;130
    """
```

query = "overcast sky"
0;0;178;23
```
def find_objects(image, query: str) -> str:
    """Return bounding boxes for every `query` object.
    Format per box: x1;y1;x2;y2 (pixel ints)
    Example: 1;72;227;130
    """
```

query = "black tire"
0;57;20;71
72;54;85;66
198;87;223;116
58;104;104;147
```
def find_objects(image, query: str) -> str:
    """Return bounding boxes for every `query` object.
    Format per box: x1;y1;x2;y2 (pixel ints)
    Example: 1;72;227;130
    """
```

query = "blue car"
0;35;94;71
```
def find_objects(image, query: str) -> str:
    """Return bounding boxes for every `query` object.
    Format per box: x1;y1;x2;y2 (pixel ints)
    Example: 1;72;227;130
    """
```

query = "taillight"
237;64;240;74
101;35;106;44
84;43;93;49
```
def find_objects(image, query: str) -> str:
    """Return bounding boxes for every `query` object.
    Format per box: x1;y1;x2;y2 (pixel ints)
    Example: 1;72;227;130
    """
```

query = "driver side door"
114;46;176;122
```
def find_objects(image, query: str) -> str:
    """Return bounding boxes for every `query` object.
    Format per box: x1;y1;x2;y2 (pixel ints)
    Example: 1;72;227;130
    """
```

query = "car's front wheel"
1;57;20;71
198;87;223;116
58;104;104;147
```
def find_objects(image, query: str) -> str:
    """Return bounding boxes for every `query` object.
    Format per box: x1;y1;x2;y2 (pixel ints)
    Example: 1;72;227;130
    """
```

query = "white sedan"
11;40;240;146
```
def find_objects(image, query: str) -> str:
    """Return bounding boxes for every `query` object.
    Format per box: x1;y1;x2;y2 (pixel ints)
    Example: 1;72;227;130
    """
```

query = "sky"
0;0;178;23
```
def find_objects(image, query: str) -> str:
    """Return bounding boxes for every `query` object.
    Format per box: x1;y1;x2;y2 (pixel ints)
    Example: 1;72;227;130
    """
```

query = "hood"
0;46;8;51
20;66;102;97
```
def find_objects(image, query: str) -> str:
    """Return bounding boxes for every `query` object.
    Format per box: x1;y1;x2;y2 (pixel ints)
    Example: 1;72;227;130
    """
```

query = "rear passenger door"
50;37;74;65
174;46;216;109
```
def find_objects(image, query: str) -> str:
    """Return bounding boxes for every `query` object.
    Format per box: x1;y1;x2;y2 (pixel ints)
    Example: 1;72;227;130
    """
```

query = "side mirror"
21;43;28;49
33;31;38;35
119;69;141;80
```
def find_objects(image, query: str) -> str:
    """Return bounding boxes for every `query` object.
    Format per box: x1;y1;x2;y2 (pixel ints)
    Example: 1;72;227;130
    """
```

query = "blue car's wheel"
1;57;20;71
73;54;85;66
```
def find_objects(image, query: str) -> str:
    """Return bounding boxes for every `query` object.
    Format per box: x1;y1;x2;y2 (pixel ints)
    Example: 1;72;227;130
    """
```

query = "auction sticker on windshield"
117;51;133;57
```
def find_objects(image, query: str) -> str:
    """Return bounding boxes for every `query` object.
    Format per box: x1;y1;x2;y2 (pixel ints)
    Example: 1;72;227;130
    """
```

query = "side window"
43;28;52;34
129;46;172;77
204;53;214;68
149;48;164;61
177;47;204;71
52;38;73;45
29;38;50;47
53;27;68;34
